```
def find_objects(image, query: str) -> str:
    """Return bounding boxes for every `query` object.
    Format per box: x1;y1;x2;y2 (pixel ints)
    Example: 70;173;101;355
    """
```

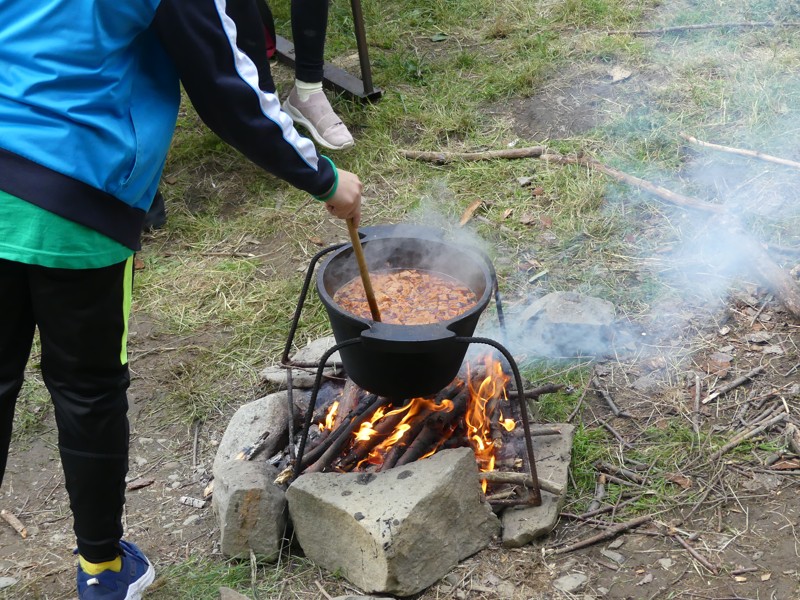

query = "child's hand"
323;169;362;225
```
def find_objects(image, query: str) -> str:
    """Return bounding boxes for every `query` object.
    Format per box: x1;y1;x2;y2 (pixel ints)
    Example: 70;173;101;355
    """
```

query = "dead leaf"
706;352;732;376
308;236;324;246
459;199;484;226
761;573;772;581
745;331;773;344
519;213;537;225
502;208;513;220
163;174;178;185
531;186;545;196
517;176;534;187
539;216;553;228
636;573;653;586
665;473;693;489
770;459;800;470
734;576;748;583
609;66;632;83
134;256;146;271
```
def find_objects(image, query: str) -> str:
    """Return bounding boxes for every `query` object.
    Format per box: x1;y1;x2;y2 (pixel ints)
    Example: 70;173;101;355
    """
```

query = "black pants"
290;0;330;83
0;257;133;562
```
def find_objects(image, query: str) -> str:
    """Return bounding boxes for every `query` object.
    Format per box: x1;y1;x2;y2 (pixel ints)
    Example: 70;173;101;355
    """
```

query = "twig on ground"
749;294;773;326
600;419;633;449
546;515;653;555
693;374;702;435
587;473;607;512
1;509;28;538
680;133;800;172
703;366;766;404
709;412;787;461
507;383;565;399
596;461;648;484
672;534;719;575
607;20;800;35
480;471;563;495
592;378;632;418
568;368;595;422
314;580;334;600
399;146;547;164
562;492;653;521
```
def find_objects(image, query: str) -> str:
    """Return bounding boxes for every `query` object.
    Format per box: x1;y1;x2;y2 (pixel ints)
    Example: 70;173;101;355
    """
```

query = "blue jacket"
0;0;335;250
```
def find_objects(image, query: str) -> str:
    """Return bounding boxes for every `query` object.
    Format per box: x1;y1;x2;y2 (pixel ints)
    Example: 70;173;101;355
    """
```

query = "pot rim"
316;234;494;330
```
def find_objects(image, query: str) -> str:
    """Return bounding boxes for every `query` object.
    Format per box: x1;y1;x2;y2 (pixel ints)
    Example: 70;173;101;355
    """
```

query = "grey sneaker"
283;87;354;151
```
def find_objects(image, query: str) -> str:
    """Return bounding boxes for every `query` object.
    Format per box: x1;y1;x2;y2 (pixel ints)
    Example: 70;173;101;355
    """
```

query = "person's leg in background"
31;257;154;597
282;0;355;151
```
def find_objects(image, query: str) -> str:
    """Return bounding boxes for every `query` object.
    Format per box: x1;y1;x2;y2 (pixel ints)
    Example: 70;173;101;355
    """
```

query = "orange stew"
333;268;478;324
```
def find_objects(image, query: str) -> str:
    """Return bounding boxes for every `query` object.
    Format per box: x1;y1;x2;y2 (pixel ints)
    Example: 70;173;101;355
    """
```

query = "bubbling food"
333;268;478;324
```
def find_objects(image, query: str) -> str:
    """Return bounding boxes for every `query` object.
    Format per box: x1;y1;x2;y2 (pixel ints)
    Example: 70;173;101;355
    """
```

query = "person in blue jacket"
0;1;362;599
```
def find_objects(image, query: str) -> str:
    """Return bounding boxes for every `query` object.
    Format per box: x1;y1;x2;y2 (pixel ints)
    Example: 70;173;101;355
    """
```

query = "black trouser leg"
291;0;330;83
0;259;36;484
31;257;134;562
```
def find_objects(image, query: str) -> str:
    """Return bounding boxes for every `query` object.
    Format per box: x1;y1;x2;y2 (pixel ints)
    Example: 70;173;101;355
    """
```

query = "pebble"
0;577;17;590
553;573;588;594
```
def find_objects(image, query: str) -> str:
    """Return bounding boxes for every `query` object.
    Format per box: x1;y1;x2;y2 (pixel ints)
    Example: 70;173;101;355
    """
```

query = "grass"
9;0;800;596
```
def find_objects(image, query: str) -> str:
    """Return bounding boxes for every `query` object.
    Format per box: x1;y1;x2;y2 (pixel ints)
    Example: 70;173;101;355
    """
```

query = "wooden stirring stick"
346;218;381;321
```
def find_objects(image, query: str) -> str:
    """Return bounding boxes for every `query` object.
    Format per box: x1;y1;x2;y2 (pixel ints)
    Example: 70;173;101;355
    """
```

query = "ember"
333;268;478;324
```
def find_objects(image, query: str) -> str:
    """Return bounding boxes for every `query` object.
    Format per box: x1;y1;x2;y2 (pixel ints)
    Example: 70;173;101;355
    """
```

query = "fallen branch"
507;383;566;399
680;133;800;171
541;153;800;319
399;146;547;164
546;515;653;555
596;461;648;485
672;534;719;575
702;365;765;404
587;473;607;512
541;153;725;214
479;470;564;496
709;412;787;461
592;378;632;418
1;509;27;538
607;21;800;36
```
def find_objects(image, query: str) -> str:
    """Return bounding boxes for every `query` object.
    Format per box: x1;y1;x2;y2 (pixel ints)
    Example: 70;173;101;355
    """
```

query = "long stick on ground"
702;365;765;404
399;146;547;164
541;154;800;319
607;21;800;36
709;412;787;461
546;515;652;555
680;133;800;171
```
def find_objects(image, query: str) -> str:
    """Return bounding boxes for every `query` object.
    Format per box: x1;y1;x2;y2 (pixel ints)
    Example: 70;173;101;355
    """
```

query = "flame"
465;355;511;491
316;354;518;487
320;401;339;431
353;397;454;469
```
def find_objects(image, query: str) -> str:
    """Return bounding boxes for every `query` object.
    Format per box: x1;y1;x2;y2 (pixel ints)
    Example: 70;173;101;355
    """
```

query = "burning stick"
702;365;765;404
680;133;800;172
1;509;27;538
304;394;386;473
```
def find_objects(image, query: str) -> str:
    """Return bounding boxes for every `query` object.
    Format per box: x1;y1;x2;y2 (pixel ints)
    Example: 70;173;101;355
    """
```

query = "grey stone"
518;292;617;357
0;578;17;590
501;424;574;547
287;448;500;596
219;587;250;600
213;392;292;475
553;573;588;594
261;336;343;388
212;460;287;559
600;548;625;564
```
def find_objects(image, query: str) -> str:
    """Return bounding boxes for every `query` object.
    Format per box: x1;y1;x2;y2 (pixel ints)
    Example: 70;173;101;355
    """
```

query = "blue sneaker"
77;540;155;600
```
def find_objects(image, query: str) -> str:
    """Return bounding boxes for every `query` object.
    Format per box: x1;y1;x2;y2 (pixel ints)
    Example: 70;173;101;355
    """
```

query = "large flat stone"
286;448;500;596
501;423;574;547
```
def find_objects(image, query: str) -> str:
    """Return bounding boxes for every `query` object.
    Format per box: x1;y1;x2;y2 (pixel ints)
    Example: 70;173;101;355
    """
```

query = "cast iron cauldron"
316;225;493;399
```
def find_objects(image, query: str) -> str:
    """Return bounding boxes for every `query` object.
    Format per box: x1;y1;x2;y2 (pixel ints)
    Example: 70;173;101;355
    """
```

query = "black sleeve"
152;0;335;197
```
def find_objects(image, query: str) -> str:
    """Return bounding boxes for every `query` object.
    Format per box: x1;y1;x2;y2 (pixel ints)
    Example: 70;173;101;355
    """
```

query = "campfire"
274;353;561;506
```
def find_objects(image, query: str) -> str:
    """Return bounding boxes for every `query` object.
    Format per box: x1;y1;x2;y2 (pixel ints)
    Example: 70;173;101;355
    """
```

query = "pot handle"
360;322;456;353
